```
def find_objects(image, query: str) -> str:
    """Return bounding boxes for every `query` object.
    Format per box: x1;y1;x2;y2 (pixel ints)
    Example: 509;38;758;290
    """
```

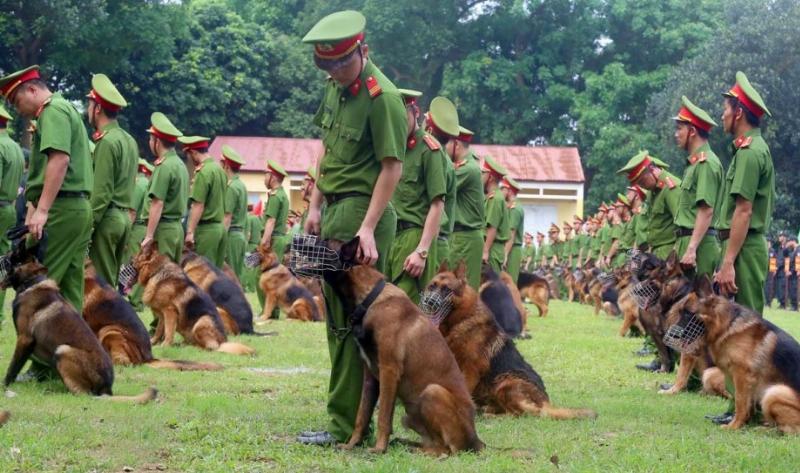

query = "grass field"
1;295;799;472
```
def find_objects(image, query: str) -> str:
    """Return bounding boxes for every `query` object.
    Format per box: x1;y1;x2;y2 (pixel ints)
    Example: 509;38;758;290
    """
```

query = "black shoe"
659;383;673;391
636;359;661;372
705;412;734;425
298;430;327;437
633;347;654;357
297;431;337;446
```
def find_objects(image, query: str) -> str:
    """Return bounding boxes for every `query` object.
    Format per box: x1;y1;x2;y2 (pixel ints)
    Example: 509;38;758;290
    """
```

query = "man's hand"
482;249;489;264
260;236;272;249
27;207;49;240
403;251;425;278
141;235;154;248
680;246;697;269
184;232;195;245
714;261;738;295
304;208;321;235
355;226;378;266
502;257;508;271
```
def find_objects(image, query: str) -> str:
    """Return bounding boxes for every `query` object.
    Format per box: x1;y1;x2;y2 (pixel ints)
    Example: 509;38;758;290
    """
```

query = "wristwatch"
415;248;429;259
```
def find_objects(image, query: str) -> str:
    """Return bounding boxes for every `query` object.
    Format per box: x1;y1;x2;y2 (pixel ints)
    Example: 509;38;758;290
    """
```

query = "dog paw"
721;422;741;431
368;446;388;454
338;442;356;451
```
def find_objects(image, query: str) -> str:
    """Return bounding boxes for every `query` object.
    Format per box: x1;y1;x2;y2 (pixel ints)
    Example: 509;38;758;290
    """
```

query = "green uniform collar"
686;141;711;163
101;121;120;133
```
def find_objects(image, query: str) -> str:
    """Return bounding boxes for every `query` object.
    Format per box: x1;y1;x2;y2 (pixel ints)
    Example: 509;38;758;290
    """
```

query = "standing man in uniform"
522;232;535;272
449;126;484;289
387;91;450;302
535;231;546;268
245;204;263;292
259;159;290;317
714;72;774;315
0;65;93;312
141;112;189;263
672;96;724;278
125;158;152;309
482;156;509;273
434;126;457;270
181;135;227;267
86;74;138;287
221;145;248;280
502;176;524;283
0;104;24;317
299;10;405;446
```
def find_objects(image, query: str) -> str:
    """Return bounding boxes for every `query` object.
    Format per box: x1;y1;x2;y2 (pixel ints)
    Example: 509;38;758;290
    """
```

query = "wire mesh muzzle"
419;288;455;325
597;272;616;285
663;311;706;354
244;252;262;269
630;279;660;309
118;263;138;294
288;234;345;279
626;248;644;272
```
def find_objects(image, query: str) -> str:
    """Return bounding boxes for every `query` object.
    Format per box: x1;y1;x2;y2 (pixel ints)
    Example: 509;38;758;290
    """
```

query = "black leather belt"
396;220;420;232
160;216;181;222
438;234;448;242
324;191;366;206
718;228;760;242
230;225;244;231
57;190;89;199
513;243;522;247
134;220;146;225
675;227;717;238
198;219;221;225
453;223;479;232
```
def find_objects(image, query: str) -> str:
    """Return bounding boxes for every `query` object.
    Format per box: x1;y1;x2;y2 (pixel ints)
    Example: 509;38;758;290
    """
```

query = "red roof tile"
209;136;583;183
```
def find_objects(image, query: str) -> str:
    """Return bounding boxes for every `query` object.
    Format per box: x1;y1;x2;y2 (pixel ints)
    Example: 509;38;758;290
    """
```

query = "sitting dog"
3;242;155;402
425;262;596;420
516;270;550;318
256;243;321;322
499;271;530;338
181;247;255;335
83;262;222;371
132;241;254;355
479;265;522;338
316;237;483;455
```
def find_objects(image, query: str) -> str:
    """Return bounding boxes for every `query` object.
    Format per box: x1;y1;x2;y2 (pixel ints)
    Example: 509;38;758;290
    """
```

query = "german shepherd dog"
83;262;222;371
499;271;530;337
517;271;549;317
132;241;255;355
319;237;483;455
679;283;800;432
2;242;156;402
256;244;321;322
615;268;643;337
479;265;522;338
632;252;678;373
181;247;255;335
425;261;597;420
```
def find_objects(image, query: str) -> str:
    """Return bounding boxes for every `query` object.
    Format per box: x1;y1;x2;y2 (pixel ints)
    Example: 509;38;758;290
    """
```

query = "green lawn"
1;295;799;472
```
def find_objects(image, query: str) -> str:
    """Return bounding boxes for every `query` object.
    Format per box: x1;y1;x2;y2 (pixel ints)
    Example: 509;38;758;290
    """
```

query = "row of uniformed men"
0;66;298;316
521;73;775;319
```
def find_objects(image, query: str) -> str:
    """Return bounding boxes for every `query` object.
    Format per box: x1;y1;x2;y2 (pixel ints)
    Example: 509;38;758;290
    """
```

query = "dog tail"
217;342;256;356
0;410;9;427
146;359;224;371
523;401;597;420
99;387;158;405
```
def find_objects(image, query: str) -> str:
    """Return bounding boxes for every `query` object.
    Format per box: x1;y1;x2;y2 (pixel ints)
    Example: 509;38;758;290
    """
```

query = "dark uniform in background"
0;104;25;316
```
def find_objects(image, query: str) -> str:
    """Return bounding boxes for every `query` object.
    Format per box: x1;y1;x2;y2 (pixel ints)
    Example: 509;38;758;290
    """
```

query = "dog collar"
349;278;386;340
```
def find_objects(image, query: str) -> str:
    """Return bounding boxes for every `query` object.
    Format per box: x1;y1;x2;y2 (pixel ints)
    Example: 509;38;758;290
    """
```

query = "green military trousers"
0;204;16;319
506;244;522;284
386;227;439;304
42;197;92;311
674;234;721;279
320;195;396;443
195;222;226;268
449;229;483;290
721;234;768;315
154;220;184;263
90;207;131;287
256;233;289;316
126;223;147;311
436;237;450;274
652;244;675;261
226;228;247;281
489;240;507;275
244;242;258;292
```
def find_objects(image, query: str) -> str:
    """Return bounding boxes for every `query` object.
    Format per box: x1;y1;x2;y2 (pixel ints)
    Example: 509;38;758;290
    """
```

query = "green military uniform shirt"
718;129;775;232
190;157;227;223
598;224;611;257
440;158;457;236
509;202;524;245
675;142;725;229
589;233;601;260
620;219;636;249
313;61;406;198
132;174;149;221
393;128;448;226
27;92;93;202
542;242;555;264
633;204;649;247
647;171;682;250
225;174;248;229
485;191;509;242
90;121;137;225
454;151;485;229
265;187;289;236
0;130;24;202
144;150;189;221
247;213;262;245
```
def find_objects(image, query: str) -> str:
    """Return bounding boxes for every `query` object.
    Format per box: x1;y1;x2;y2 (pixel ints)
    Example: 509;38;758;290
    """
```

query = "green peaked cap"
616;150;669;177
302;10;366;44
178;135;211;145
502;176;520;191
428;96;460;137
147;112;182;139
674;95;717;128
221;145;245;165
398;88;422;99
0;104;12;121
266;159;288;178
138;158;154;173
0;65;40;99
616;193;630;206
483;155;508;177
723;71;771;117
88;73;127;108
305;166;318;181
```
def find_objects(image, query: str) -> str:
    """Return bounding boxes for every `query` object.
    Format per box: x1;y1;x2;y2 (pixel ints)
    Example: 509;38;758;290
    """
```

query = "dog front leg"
660;353;696;394
261;292;276;321
150;310;165;345
4;335;35;386
341;365;379;450
724;372;754;430
370;363;401;454
161;307;178;347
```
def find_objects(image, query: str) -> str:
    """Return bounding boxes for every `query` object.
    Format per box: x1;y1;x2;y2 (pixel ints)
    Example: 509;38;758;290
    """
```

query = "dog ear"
454;260;467;280
694;275;713;297
339;236;360;264
438;259;449;274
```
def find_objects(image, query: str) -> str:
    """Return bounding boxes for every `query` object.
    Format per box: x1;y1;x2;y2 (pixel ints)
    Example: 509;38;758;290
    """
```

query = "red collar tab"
347;78;361;97
148;126;178;143
627;156;652;181
92;130;106;142
728;83;766;118
365;76;381;98
1;68;40;98
688;152;707;165
314;32;364;60
734;135;753;149
676;106;713;132
87;89;122;113
139;164;152;175
422;134;440;151
658;176;676;189
407;135;417;150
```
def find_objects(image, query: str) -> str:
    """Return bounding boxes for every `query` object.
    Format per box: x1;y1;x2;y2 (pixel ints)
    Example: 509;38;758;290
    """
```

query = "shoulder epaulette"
92;130;106;142
422;134;440;151
365;76;382;98
734;135;753;149
688;152;706;165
